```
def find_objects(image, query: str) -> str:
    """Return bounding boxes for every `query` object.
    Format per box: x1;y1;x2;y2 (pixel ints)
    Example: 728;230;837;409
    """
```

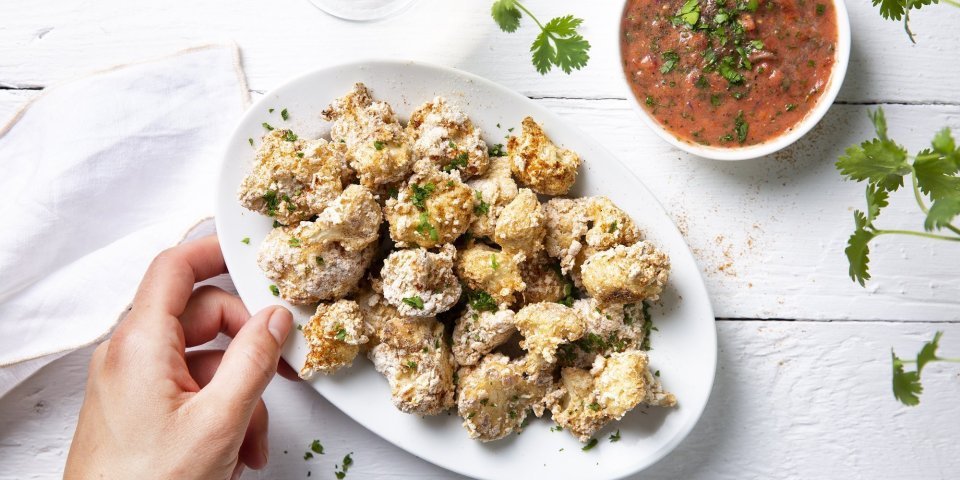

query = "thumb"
199;306;293;420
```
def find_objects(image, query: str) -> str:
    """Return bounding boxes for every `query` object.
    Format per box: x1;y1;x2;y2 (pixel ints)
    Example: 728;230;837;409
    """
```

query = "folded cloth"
0;44;250;396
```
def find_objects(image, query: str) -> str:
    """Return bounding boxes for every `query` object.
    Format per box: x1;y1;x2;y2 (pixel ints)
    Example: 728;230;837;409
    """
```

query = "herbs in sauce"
621;0;838;146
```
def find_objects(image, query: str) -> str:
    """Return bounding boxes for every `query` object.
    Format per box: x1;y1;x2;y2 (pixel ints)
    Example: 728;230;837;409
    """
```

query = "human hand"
65;235;294;480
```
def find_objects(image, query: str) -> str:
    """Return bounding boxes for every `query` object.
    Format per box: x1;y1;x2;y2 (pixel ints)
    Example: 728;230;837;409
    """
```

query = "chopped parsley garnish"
467;289;498;312
609;429;621;442
404;360;418;371
673;0;700;26
410;183;436;211
269;285;280;296
443;152;469;172
310;439;324;454
415;212;439;241
402;296;425;309
335;327;347;341
816;3;826;15
289;236;301;247
248;138;254;146
587;402;601;411
607;221;618;233
284;130;298;142
734;110;749;144
281;108;289;120
374;140;385;151
474;191;490;215
269;108;274;113
581;438;599;451
304;452;313;460
786;103;797;112
316;256;325;265
488;143;506;157
550;425;563;432
273;220;282;228
263;190;279;216
262;122;274;131
490;254;500;270
241;237;250;244
660;51;680;73
333;452;353;479
645;95;655;107
387;187;399;199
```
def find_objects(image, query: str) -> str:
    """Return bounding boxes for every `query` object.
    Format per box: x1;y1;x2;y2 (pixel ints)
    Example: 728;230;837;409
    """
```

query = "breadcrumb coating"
466;157;518;239
514;302;585;368
309;184;382;252
238;131;350;225
380;245;461;317
300;300;368;378
519;254;567;305
507;117;581;196
455;243;525;305
452;307;516;366
542;198;589;275
407;97;490;179
385;161;475;248
321;83;414;189
580;242;670;304
494;188;546;262
456;353;550;441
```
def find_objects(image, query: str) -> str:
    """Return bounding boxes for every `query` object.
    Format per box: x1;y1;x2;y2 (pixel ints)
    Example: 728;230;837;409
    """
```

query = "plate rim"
214;58;717;480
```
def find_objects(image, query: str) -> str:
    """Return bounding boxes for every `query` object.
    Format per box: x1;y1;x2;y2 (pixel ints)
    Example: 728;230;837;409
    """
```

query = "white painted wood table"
2;1;959;478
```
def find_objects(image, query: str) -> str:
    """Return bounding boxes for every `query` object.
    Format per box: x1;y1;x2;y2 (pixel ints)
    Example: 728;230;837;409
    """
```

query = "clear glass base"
307;0;418;21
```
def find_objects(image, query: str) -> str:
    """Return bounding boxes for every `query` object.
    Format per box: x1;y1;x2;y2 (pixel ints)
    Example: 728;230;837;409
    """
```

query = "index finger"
131;235;227;317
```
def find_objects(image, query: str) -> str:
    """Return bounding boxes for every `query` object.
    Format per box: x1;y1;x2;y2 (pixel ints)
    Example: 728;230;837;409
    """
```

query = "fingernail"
261;437;270;466
230;462;245;480
267;307;292;344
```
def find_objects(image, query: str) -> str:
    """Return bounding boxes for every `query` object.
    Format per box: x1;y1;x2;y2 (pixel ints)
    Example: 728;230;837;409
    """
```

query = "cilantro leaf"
869;108;889;140
913;151;960;201
531;31;555;75
845;211;875;286
931;127;957;163
836;139;910;192
865;184;889;223
674;0;701;26
491;0;521;32
916;331;943;373
892;352;922;406
924;197;960;231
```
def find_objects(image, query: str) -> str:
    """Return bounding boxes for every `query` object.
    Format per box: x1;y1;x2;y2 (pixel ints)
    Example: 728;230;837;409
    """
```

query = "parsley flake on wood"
402;296;425;309
490;1;591;74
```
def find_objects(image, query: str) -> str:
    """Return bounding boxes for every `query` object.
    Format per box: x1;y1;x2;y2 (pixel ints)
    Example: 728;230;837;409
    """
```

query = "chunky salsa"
620;0;838;147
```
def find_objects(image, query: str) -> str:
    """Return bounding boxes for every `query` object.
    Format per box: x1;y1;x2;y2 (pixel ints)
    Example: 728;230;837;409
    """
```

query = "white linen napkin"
0;44;250;396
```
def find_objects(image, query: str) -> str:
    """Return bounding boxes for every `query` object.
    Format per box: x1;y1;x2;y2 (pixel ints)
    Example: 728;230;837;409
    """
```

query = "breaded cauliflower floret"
380;245;461;317
542;198;589;274
309;184;382;252
321;83;414;189
580;242;670;304
452;307;516;366
456;353;550;441
548;350;673;442
494;188;546;262
515;302;585;368
556;299;631;368
455;243;525;305
385;162;475;248
407;97;490;179
238;131;350;225
507;117;581;196
519;255;568;305
578;196;643;262
467;157;518;239
257;224;374;304
367;314;456;416
300;300;368;378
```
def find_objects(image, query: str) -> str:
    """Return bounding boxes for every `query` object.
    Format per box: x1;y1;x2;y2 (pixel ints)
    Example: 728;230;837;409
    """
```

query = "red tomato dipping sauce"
620;0;838;147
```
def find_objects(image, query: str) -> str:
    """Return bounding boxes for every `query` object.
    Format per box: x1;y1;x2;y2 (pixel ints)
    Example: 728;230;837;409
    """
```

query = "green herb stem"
513;1;544;30
874;229;960;242
900;357;960;364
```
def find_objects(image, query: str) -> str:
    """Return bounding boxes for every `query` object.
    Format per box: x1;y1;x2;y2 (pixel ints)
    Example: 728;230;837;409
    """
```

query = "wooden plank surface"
2;321;958;480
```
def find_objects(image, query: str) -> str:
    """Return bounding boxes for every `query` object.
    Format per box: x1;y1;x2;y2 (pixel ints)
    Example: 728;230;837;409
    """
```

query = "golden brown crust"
300;300;368;377
455;243;525;305
508;117;581;196
385;162;475;249
407;97;490;179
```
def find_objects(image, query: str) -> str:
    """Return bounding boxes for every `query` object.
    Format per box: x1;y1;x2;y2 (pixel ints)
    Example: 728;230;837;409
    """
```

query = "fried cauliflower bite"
556;299;632;368
456;353;550;441
257;224;375;304
514;302;586;368
309;184;382;252
580;242;670;304
238;131;350;225
455;242;525;305
466;157;518;239
494;188;546;262
579;196;642;259
507;117;581;196
385;162;475;248
452;307;516;366
407;97;490;179
380;245;462;317
321;83;414;189
548;350;672;442
367;315;457;415
300;300;368;378
519;255;567;305
542;198;589;275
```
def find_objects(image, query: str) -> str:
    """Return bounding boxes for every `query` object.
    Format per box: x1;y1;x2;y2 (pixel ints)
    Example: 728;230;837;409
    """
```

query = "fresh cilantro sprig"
490;0;590;74
837;108;960;286
891;331;960;406
872;0;960;43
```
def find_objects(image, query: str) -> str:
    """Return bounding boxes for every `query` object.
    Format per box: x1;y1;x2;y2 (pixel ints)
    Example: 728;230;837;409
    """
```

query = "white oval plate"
215;60;716;480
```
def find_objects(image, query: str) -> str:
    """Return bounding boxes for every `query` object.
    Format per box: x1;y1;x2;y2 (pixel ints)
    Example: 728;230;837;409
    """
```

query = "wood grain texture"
0;1;959;104
2;321;958;480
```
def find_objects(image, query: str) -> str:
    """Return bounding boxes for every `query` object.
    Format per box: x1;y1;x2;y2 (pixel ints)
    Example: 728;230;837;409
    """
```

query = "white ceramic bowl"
617;0;851;161
215;60;717;479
